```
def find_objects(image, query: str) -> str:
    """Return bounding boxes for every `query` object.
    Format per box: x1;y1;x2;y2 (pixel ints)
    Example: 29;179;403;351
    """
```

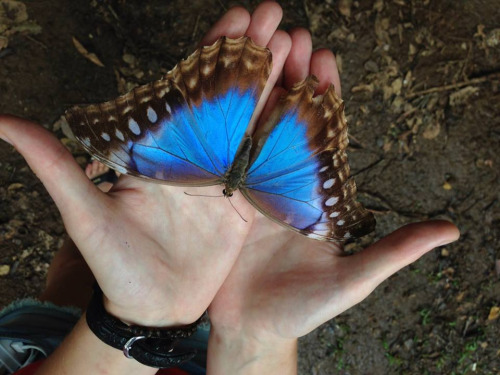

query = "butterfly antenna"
184;191;224;198
228;197;248;223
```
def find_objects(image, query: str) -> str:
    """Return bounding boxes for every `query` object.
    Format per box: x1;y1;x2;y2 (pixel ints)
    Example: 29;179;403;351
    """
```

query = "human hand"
0;2;289;328
206;23;460;374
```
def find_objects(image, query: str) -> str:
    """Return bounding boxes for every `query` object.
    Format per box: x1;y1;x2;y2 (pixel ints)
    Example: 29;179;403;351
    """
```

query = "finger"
245;1;283;46
200;6;251;46
0;115;103;218
347;220;460;290
250;31;291;133
283;28;313;90
310;48;341;96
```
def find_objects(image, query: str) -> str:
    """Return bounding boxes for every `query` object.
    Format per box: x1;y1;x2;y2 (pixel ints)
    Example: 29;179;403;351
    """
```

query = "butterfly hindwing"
242;77;375;241
65;37;271;186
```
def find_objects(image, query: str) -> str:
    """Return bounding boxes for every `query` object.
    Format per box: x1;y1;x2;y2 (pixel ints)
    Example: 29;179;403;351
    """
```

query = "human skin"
203;3;459;374
0;2;459;374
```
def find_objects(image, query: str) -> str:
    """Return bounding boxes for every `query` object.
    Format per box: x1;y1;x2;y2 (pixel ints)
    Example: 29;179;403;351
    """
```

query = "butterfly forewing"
65;37;271;186
242;76;375;241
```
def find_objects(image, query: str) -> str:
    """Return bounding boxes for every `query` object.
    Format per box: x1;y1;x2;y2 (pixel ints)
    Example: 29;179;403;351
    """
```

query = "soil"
1;0;499;374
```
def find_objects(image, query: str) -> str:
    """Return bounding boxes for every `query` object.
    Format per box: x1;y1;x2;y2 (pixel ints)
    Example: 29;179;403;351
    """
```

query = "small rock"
0;265;10;276
404;339;414;350
122;53;137;66
364;60;379;72
442;182;452;190
441;248;450;257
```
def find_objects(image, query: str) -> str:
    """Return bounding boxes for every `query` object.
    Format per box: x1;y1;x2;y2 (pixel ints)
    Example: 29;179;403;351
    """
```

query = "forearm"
35;314;157;375
207;328;297;375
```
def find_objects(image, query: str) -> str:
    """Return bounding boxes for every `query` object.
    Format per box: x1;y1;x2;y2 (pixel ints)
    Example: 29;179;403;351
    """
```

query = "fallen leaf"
0;265;10;276
486;28;500;47
72;36;105;68
487;306;499;321
8;183;24;191
338;0;352;18
0;36;8;50
442;182;452;190
351;83;374;93
0;0;28;33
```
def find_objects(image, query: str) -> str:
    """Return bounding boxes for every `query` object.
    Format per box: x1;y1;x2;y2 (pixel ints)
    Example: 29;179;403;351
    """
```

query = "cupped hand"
208;26;460;349
0;3;289;327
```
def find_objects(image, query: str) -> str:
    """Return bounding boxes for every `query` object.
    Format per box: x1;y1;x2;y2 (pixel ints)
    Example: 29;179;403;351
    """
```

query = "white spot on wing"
325;197;339;206
337;220;345;226
115;129;125;141
81;137;91;147
320;166;328;172
147;107;158;123
344;231;351;239
101;132;111;141
165;103;172;115
114;165;128;174
306;233;324;240
330;211;340;218
323;178;336;189
128;118;141;135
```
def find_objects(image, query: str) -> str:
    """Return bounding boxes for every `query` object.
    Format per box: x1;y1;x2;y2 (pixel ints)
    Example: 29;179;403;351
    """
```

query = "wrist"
207;327;297;374
37;316;157;375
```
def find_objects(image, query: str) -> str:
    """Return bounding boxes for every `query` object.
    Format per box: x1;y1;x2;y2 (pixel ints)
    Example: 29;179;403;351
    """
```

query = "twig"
405;72;500;99
191;14;200;40
24;35;48;50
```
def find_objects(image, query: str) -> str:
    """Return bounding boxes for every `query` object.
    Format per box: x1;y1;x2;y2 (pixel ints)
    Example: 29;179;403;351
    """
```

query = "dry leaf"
0;265;10;276
338;0;352;18
488;306;499;321
0;36;8;50
486;28;500;47
8;183;24;192
0;0;28;34
351;83;374;93
72;36;105;68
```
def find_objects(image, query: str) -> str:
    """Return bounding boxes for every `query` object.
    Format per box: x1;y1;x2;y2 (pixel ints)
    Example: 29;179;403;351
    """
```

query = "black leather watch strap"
86;284;205;368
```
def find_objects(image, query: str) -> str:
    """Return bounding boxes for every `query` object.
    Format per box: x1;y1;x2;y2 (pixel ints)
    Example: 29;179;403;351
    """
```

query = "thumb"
0;115;103;223
345;220;460;297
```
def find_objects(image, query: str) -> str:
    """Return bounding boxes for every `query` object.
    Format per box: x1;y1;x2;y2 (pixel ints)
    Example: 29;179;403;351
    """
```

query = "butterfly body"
222;136;252;197
66;36;375;242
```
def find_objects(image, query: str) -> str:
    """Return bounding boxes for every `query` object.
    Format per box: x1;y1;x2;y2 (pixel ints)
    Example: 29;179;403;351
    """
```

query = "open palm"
208;21;460;348
0;4;290;328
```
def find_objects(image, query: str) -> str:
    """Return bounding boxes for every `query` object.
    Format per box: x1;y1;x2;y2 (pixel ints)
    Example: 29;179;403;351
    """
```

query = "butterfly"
65;36;375;242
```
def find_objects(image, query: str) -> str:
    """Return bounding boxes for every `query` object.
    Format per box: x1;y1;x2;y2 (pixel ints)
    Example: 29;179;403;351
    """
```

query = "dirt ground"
0;0;499;374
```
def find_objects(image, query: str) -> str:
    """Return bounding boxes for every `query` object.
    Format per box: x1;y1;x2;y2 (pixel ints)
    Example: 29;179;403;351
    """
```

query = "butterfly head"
222;188;234;198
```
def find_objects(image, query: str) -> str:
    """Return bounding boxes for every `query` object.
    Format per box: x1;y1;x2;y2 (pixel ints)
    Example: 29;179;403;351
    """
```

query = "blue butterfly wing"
66;37;271;186
242;77;375;241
